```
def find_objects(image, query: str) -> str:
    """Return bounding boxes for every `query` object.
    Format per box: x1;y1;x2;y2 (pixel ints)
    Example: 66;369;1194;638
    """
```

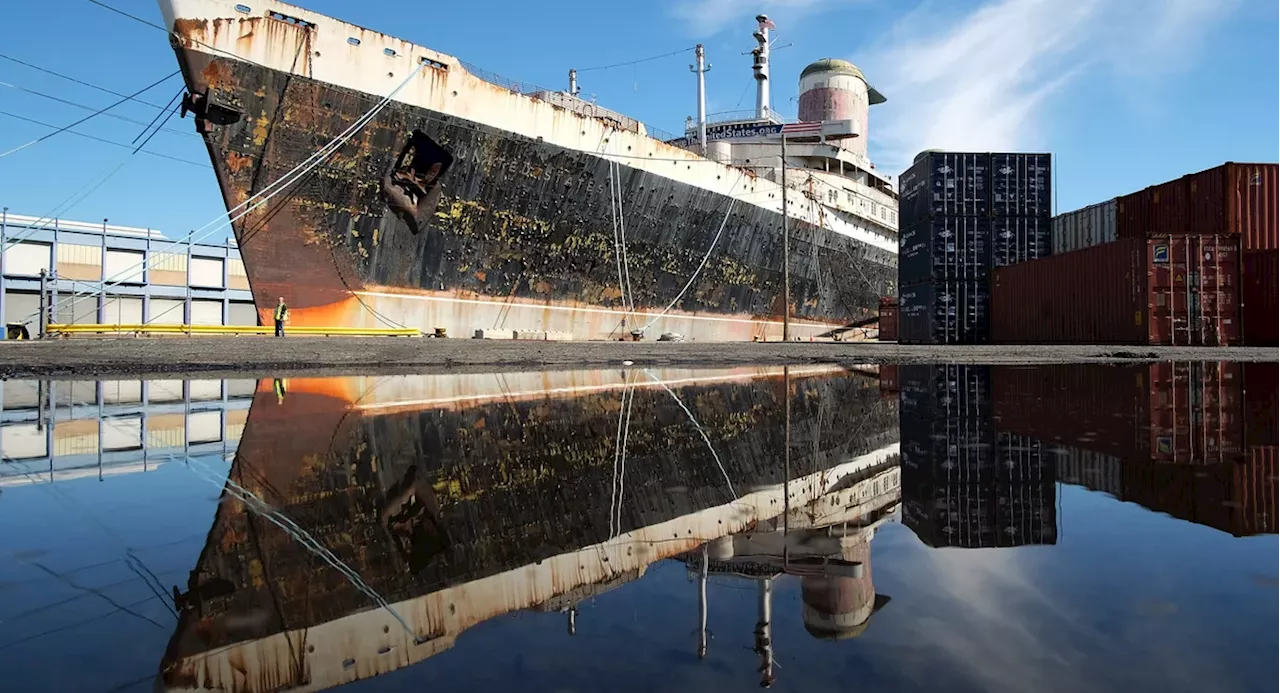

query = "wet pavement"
0;362;1275;693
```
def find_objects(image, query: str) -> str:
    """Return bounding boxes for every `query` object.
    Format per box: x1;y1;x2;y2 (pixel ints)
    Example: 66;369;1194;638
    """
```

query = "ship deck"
0;338;1271;379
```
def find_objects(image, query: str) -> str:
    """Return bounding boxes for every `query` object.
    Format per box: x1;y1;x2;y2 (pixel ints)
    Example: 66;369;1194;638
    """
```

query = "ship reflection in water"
0;362;1274;693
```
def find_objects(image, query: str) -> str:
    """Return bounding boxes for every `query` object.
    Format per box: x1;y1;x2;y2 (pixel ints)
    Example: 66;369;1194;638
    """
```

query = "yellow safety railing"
46;323;420;337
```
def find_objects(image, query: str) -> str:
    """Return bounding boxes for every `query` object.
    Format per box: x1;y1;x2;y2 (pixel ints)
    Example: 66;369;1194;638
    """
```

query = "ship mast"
752;15;774;120
690;45;710;154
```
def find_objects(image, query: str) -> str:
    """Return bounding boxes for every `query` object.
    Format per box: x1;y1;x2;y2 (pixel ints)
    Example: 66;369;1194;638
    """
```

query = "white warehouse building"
0;209;258;337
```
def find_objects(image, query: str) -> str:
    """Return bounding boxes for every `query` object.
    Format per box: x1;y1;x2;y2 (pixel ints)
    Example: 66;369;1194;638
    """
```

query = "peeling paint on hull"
166;11;896;340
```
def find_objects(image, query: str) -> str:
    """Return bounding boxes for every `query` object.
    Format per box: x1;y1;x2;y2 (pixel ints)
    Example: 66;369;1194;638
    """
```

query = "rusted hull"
158;366;897;690
168;41;894;341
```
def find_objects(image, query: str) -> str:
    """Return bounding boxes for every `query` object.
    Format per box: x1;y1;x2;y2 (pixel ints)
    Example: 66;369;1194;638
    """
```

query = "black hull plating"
175;44;895;336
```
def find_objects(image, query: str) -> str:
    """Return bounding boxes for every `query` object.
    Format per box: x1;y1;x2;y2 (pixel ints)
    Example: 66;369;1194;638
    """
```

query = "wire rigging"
0;80;197;140
0;52;171;110
2;88;192;254
0;110;206;167
0;70;179;160
639;169;747;333
28;60;429;327
577;46;695;73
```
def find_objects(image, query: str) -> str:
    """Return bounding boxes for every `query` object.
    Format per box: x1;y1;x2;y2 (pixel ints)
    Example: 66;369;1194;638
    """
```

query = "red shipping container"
1243;362;1277;448
1123;177;1191;237
1235;446;1278;536
991;234;1240;345
878;297;898;341
1117;163;1278;250
879;364;899;398
1187;163;1279;250
993;362;1244;463
1241;250;1278;346
1120;459;1238;534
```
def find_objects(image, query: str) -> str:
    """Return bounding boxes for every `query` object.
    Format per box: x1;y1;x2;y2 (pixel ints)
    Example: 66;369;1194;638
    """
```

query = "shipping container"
878;364;899;397
1054;445;1123;499
1236;447;1278;536
899;364;991;414
1120;459;1237;535
990;234;1240;345
1051;199;1117;255
902;480;1057;548
993;362;1245;463
1116;163;1278;250
899;151;990;225
878;297;898;341
1242;362;1277;449
898;216;990;285
1117;177;1186;239
990;153;1052;218
900;415;994;479
989;216;1051;269
899;280;989;345
1241;249;1278;346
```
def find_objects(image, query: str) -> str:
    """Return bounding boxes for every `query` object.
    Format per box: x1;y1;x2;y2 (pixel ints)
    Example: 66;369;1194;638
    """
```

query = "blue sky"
0;0;1275;240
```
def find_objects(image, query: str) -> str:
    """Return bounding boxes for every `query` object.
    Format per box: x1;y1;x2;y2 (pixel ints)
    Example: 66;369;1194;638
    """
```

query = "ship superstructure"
158;0;898;340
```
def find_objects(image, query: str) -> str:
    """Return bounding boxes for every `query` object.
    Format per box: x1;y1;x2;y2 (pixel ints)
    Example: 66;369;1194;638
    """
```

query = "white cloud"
855;0;1235;175
671;0;857;38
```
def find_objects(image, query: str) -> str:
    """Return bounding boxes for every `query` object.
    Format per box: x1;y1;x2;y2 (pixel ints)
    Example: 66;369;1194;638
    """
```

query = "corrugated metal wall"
190;257;225;288
3;242;51;276
149;298;185;324
55;244;103;281
103;249;144;284
102;297;143;324
150;254;187;287
1;423;47;459
1051;200;1116;254
189;300;224;326
228;258;250;290
228;302;258;326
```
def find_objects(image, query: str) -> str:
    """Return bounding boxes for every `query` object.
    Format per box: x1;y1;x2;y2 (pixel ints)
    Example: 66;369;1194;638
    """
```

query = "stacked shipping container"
991;362;1277;537
991;234;1241;345
877;297;898;341
899;365;1058;548
896;151;1052;344
1051;200;1116;255
1014;162;1277;346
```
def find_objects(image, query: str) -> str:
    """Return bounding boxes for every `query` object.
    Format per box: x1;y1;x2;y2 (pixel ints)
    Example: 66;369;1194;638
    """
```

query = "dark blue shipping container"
900;416;995;475
898;215;991;285
989;216;1051;269
899;151;990;226
902;482;1057;548
899;364;991;414
898;280;990;344
990;153;1052;217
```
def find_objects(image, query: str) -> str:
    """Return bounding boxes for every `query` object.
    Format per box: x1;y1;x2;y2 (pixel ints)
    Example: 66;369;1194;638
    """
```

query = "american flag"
781;121;823;135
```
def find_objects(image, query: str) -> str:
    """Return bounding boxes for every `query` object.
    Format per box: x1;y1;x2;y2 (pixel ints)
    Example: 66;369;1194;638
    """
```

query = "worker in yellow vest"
274;297;289;337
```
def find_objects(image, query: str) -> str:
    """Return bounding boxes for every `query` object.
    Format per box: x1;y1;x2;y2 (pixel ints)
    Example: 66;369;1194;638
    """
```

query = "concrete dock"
0;338;1273;379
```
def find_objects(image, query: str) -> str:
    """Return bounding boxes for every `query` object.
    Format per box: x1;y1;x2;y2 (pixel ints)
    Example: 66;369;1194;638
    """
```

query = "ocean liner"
157;366;900;691
157;0;899;341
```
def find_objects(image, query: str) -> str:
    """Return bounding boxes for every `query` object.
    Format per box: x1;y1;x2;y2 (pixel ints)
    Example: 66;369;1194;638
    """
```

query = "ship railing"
701;108;794;127
458;60;685;148
459;60;557;99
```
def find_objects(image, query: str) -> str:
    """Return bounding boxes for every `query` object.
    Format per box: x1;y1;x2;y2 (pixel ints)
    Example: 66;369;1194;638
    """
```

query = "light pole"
780;133;789;342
